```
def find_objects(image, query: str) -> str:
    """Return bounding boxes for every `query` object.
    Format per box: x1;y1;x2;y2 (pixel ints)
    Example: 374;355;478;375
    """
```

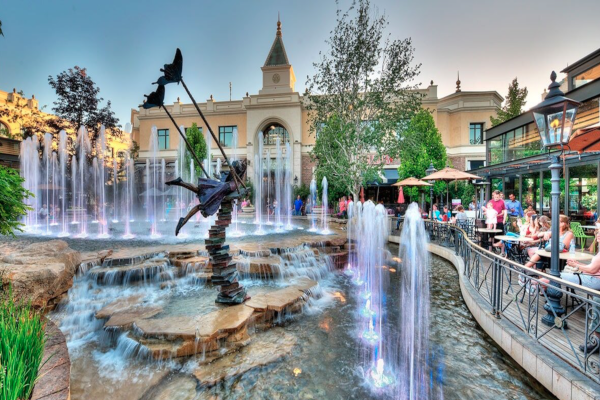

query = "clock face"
272;73;281;83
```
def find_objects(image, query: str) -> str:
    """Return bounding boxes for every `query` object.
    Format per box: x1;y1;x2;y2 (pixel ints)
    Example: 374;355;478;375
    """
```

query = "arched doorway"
262;123;290;145
253;121;294;215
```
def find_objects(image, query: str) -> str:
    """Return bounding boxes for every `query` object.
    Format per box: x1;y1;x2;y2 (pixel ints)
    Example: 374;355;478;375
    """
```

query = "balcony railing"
422;220;600;383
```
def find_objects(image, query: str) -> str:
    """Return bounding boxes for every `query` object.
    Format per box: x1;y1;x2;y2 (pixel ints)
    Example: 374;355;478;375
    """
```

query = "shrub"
0;287;46;400
0;166;33;237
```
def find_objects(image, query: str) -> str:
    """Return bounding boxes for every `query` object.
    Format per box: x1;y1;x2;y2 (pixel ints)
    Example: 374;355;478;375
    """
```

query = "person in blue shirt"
432;204;443;221
294;195;303;216
504;193;524;233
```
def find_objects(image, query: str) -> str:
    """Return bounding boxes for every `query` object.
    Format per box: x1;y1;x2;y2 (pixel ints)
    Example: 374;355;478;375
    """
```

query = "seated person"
562;228;600;353
523;215;574;270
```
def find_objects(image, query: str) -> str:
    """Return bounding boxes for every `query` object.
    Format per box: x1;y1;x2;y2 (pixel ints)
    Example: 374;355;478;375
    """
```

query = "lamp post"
531;71;581;327
426;162;437;219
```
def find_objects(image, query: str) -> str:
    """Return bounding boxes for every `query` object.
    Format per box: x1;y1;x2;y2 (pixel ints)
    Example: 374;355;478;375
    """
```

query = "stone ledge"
31;319;70;400
427;243;600;400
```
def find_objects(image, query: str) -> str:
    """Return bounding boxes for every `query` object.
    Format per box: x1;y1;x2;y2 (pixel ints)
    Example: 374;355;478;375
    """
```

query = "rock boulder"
0;240;80;309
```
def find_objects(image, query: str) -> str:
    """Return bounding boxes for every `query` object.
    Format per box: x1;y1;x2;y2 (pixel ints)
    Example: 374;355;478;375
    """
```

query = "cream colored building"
0;88;42;139
131;21;502;187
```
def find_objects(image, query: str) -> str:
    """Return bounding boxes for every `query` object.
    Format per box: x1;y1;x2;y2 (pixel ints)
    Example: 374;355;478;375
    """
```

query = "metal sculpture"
143;48;249;304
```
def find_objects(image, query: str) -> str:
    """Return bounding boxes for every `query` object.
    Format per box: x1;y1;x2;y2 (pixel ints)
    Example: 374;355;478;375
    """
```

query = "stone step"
89;258;172;285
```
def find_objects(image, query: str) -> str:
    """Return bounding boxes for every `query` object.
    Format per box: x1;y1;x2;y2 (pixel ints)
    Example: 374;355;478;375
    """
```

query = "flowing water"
47;238;553;400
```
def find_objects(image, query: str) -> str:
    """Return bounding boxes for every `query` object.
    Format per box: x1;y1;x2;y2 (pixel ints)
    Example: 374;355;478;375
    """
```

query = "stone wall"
448;156;466;171
301;154;315;186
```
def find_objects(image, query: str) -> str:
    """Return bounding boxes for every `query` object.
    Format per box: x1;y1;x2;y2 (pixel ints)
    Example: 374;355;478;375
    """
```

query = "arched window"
263;123;289;145
0;121;10;138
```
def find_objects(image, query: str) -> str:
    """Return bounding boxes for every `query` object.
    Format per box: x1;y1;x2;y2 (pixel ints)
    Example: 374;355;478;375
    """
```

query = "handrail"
423;220;600;383
426;220;600;298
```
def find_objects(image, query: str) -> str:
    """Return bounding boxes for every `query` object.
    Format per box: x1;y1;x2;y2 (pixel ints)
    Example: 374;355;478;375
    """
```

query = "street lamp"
426;162;437;219
531;71;581;328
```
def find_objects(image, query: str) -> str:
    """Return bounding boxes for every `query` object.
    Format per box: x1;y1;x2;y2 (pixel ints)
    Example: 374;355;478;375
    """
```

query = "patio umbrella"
397;186;405;204
569;123;600;153
425;167;480;207
392;177;433;187
393;177;432;205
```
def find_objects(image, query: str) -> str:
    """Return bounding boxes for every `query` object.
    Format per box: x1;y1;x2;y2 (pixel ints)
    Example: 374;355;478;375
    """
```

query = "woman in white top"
562;228;600;353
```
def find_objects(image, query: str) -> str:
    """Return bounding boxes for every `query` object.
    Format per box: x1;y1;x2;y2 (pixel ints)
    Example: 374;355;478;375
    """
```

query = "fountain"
42;132;53;235
122;154;135;239
148;126;160;239
274;136;283;231
284;142;293;230
265;149;272;225
112;158;119;223
76;126;90;238
97;126;109;238
20;136;40;231
58;130;69;237
308;178;318;232
161;158;166;222
396;202;430;400
254;132;265;235
321;176;330;234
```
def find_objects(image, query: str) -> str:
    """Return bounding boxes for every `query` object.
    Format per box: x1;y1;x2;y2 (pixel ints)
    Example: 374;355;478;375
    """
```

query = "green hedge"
0;287;45;400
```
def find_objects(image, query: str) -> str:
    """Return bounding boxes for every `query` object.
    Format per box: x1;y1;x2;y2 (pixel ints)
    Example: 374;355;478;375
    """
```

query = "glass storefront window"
488;136;504;165
521;173;538;213
541;170;565;218
568;165;598;223
486;123;543;166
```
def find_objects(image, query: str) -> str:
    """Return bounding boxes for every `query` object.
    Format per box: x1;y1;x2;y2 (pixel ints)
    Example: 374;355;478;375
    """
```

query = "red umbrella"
397;186;405;204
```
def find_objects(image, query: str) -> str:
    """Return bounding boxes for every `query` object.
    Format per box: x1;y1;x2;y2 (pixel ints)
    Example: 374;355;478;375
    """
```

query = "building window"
263;123;289;145
469;160;485;170
219;126;236;147
469;123;484;144
157;129;169;150
572;64;600;89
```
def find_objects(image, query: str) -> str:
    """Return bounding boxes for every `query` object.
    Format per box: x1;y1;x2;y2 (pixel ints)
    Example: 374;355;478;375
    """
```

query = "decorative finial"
12;88;16;93
430;80;434;86
177;96;180;103
277;14;282;36
210;94;213;101
32;94;35;99
246;91;249;97
544;70;565;100
456;71;461;93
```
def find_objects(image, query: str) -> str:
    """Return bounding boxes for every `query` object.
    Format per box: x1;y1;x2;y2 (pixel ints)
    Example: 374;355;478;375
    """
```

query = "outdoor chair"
571;222;594;250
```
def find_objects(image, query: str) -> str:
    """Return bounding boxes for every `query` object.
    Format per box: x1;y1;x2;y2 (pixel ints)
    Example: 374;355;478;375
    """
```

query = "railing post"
490;259;501;319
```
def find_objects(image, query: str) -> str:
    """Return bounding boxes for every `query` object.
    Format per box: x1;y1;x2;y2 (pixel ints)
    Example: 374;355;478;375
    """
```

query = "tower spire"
456;71;461;93
277;13;282;36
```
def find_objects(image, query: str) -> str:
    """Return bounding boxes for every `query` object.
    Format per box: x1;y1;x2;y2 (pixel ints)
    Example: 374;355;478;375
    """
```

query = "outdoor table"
535;249;594;272
477;228;503;250
494;235;534;264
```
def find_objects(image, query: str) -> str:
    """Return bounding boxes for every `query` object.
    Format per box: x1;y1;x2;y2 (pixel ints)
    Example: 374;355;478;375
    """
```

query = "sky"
2;0;600;127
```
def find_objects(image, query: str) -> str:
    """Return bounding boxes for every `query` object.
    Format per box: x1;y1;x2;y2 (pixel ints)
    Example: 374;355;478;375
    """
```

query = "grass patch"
0;287;46;400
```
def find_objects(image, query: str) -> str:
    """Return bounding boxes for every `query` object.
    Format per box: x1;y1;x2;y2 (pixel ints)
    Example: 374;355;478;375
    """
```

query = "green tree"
184;123;208;178
306;0;422;201
0;166;33;236
490;78;528;127
397;109;447;201
48;66;121;144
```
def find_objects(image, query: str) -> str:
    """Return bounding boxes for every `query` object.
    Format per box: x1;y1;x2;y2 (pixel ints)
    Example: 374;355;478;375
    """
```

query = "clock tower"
259;18;296;95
